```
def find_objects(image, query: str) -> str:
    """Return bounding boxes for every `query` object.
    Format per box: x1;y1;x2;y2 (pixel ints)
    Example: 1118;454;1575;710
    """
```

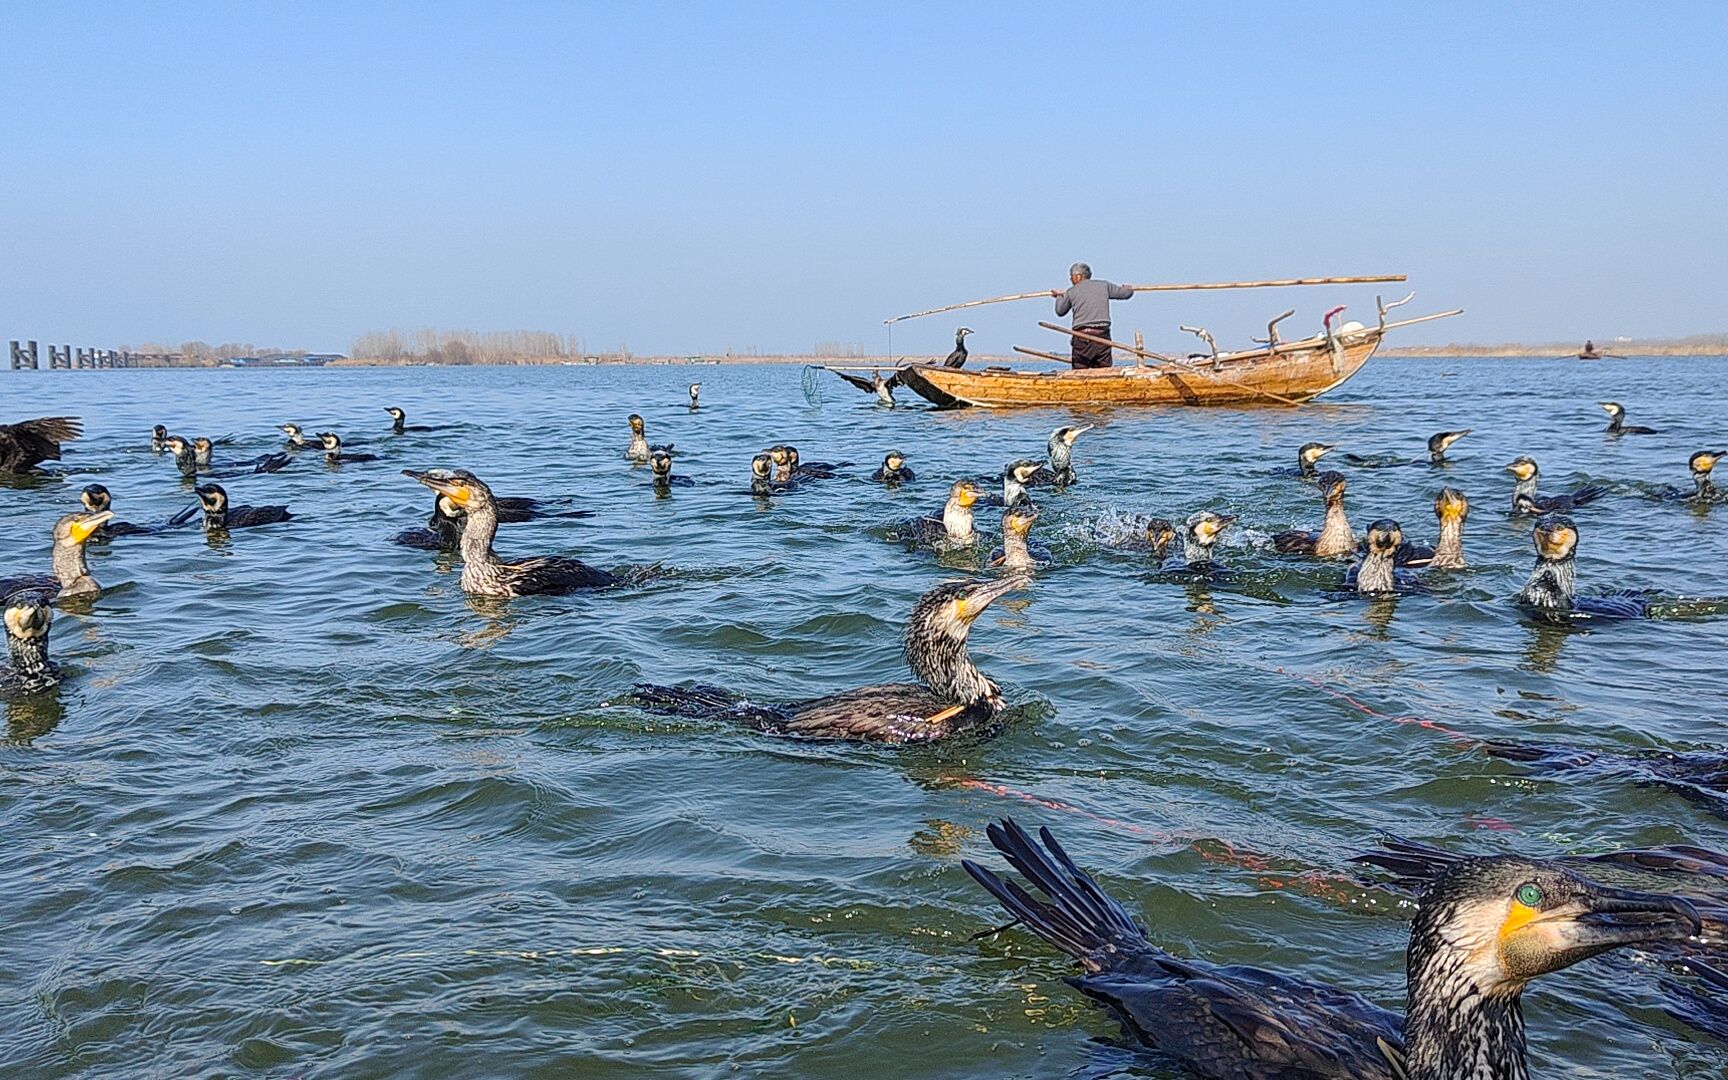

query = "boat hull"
899;334;1381;408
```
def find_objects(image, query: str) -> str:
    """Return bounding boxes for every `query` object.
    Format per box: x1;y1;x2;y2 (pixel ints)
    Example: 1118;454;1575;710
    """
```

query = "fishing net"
800;365;824;408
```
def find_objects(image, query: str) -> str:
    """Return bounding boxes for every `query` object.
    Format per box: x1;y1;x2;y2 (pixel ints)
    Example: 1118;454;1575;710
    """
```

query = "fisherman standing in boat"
1051;262;1133;368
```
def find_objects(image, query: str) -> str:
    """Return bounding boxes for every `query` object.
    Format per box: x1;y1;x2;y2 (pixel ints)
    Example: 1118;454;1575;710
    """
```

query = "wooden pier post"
9;340;41;370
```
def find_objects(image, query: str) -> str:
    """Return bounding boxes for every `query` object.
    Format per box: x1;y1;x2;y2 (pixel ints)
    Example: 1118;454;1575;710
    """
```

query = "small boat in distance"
1578;339;1626;360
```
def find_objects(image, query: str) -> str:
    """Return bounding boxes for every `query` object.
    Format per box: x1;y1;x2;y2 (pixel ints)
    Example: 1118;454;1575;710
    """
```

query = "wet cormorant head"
882;450;906;472
766;445;790;466
279;423;303;437
151;424;167;439
1006;459;1042;484
1411;857;1699;994
1185;510;1236;546
80;484;112;514
1316;471;1347;501
1532;515;1577;561
1298;441;1334;465
163;436;188;455
385;407;405;421
1504;456;1539;481
194;484;229;514
1427;429;1471;455
784;446;802;467
649;449;673;478
1435;486;1470;522
627;414;645;434
1690;450;1724;475
405;469;494;511
1003;503;1038;537
3;592;52;644
913;576;1027;640
750;453;773;479
54;509;114;549
949;479;981;507
1144;517;1177;554
1364;519;1404;555
193;436;213;455
1598;402;1625;420
314;432;343;451
956;326;974;341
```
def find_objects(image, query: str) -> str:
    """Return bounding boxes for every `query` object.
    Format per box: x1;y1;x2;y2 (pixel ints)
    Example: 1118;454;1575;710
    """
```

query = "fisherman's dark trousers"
1070;324;1113;369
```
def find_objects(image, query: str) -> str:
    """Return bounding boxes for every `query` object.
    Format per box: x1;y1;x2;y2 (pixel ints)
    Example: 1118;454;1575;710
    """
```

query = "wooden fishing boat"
892;308;1460;409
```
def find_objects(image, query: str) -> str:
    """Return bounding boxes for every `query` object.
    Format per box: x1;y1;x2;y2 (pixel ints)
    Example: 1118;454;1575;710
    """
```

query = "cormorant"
196;484;293;532
0;510;112;600
80;484;198;537
1142;517;1178;560
630;576;1026;743
649;448;694;493
749;453;786;497
871;450;915;484
943;326;974;368
689;383;701;410
1287;441;1335;479
964;818;1701;1080
1042;424;1093;486
767;445;797;486
385;407;432;434
1426;429;1471;465
0;416;81;474
150;424;169;453
833;368;902;407
1600;402;1657;435
1504;456;1607;514
392;488;559;551
1667;451;1725;504
626;414;651;462
1;593;59;695
1344;430;1472;470
989;504;1049;570
406;469;616;596
1164;511;1236;573
1345;519;1424;595
166;435;289;477
1273;471;1353;557
279;423;315;450
891;479;983;545
1002;459;1044;507
1516;514;1652;619
786;446;848;480
314;432;379;464
1397;488;1469;569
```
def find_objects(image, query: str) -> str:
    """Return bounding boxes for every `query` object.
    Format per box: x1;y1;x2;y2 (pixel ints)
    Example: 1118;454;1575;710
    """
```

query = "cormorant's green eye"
1515;883;1544;908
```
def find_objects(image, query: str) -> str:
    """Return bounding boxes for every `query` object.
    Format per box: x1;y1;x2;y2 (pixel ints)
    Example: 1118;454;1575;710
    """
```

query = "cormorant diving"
630;575;1027;743
406;469;616;596
963;818;1701;1080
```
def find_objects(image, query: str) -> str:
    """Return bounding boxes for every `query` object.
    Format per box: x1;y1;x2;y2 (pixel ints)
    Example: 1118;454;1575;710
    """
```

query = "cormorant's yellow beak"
68;511;114;544
1697;453;1723;473
953;575;1029;622
406;470;472;506
956;486;978;507
1535;524;1576;559
1064;424;1095;444
1505;461;1535;479
1497;881;1699;980
1436;493;1468;520
1007;513;1035;536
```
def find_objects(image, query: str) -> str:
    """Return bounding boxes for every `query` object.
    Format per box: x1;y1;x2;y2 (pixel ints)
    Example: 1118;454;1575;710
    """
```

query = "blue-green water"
2;359;1725;1078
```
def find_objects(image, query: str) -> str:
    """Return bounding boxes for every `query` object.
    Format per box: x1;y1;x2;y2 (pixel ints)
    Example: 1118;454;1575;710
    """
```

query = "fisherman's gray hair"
1069;262;1092;279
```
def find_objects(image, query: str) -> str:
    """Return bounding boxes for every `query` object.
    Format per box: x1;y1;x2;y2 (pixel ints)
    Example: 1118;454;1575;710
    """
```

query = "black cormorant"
385;407;433;434
196;484;293;532
964;818;1700;1080
833;368;902;407
1002;459;1044;507
1142;517;1178;560
891;479;983;545
279;423;315;450
406;469;615;596
0;510;112;600
0;416;81;474
168;435;289;477
1600;402;1657;435
786;446;848;480
872;450;915;484
630;576;1026;743
1274;471;1353;557
1042;424;1093;486
150;424;169;453
314;432;379;464
1164;511;1236;574
1;593;59;695
1397;488;1469;569
689;383;701;410
989;504;1049;571
943;327;975;368
1287;441;1336;479
1505;457;1607;514
1345;519;1424;595
1516;514;1652;619
1426;429;1471;465
749;453;787;497
80;484;198;537
649;448;694;493
1667;451;1725;504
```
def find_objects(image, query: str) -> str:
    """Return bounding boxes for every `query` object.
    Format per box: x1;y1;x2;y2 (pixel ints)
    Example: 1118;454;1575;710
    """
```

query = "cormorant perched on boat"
79;484;198;538
833;368;902;407
1;593;59;695
406;469;616;596
1164;511;1236;574
786;446;848;480
1345;519;1425;595
649;448;694;494
630;575;1026;743
891;479;983;545
990;504;1050;570
1600;401;1657;435
1002;459;1044;507
1504;456;1608;514
943;326;974;368
150;424;170;453
0;510;112;600
1273;471;1353;557
749;453;786;497
871;450;915;484
1286;441;1335;479
279;423;315;450
0;416;81;474
1396;487;1469;569
1668;451;1726;504
1040;424;1093;486
688;383;700;410
1344;430;1472;469
196;484;292;533
385;407;432;434
963;817;1701;1080
313;432;379;464
1516;514;1652;619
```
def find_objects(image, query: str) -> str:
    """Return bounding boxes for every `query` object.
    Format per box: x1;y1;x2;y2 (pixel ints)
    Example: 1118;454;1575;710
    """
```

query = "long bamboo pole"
885;275;1408;324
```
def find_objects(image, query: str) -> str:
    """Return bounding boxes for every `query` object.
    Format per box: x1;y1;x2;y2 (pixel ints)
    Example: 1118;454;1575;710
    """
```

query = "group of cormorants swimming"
3;387;1725;1079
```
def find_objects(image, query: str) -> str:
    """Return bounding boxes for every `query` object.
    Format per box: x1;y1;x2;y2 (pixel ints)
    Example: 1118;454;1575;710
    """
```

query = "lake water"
2;358;1726;1078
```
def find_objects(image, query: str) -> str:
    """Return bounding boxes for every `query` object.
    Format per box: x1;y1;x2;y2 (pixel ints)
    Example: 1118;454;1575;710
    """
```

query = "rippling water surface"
3;358;1726;1078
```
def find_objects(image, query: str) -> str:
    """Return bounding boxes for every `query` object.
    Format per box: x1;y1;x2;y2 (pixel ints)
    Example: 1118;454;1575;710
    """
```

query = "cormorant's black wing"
832;371;876;393
502;555;616;594
966;820;1404;1079
882;371;903;390
943;346;967;368
250;452;292;474
0;573;60;600
393;527;444;550
0;416;82;472
1392;541;1436;567
1572;591;1651;619
1272;529;1318;554
1566;484;1611;508
228;505;293;528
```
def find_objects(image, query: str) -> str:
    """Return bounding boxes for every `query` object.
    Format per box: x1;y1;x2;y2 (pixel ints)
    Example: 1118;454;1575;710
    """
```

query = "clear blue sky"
2;2;1723;356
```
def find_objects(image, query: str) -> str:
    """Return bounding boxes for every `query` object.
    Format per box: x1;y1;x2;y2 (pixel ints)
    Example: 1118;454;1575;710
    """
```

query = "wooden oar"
886;274;1408;323
1038;322;1179;366
1012;345;1077;365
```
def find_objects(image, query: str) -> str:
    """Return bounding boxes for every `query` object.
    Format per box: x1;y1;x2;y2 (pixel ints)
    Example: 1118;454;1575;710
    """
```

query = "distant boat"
1578;340;1625;360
